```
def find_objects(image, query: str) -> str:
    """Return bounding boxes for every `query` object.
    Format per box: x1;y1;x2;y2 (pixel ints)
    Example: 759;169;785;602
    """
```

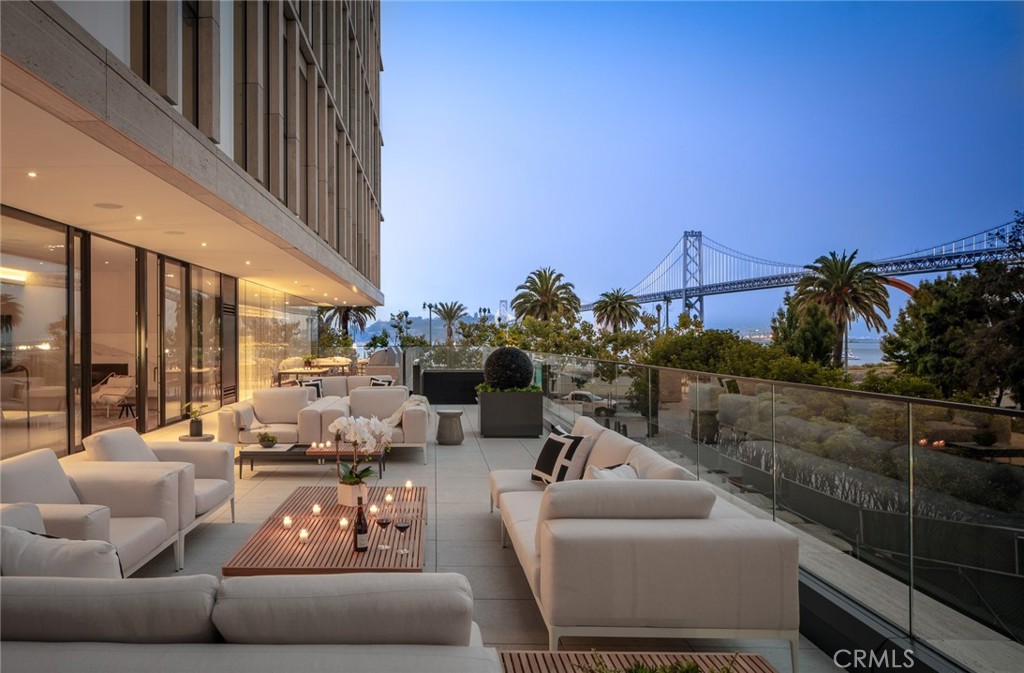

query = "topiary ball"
484;347;534;390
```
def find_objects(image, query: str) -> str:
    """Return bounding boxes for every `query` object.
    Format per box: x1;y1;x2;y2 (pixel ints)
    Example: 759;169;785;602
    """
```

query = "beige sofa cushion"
584;429;636;469
0;525;121;578
349;386;409;420
627;445;696;480
0;575;220;642
0;502;46;534
213;573;475;646
0;450;81;505
251;388;310;425
83;428;159;462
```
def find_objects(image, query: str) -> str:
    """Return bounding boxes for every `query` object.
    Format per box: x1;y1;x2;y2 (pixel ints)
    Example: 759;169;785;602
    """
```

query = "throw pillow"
299;378;324;398
531;432;594;484
370;376;393;387
586;463;639;480
0;525;122;578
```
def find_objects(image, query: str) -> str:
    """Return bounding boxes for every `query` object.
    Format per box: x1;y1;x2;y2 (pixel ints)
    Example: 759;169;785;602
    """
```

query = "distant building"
0;1;383;457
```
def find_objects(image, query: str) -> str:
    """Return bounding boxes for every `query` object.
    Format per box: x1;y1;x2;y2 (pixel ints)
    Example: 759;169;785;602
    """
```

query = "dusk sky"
378;1;1024;336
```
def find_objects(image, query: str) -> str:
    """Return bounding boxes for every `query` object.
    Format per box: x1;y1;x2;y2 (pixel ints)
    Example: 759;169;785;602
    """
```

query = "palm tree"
511;267;580;321
319;306;376;336
592;288;641;333
793;250;890;367
434;301;468;343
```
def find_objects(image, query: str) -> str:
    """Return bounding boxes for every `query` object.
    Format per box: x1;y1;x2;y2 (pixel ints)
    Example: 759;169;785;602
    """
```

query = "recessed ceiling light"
201;242;207;247
166;274;175;278
104;261;109;265
27;171;37;178
94;203;123;209
334;297;338;301
323;293;328;297
294;281;299;285
135;215;143;221
245;261;251;265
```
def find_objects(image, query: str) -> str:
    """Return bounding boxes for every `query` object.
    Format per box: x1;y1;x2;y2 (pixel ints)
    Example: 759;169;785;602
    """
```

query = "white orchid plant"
327;416;392;486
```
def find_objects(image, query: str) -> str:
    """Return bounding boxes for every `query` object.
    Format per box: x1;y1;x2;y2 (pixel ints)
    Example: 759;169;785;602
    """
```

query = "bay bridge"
581;218;1024;321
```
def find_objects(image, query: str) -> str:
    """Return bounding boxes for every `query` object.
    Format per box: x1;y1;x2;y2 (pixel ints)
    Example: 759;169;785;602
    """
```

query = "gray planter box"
479;391;543;438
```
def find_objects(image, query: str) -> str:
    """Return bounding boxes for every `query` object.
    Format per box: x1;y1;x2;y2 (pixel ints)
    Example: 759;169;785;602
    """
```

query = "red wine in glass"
376;518;392;551
394;521;411;555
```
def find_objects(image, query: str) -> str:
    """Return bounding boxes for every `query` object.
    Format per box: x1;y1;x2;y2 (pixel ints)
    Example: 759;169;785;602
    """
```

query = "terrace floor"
137;405;843;673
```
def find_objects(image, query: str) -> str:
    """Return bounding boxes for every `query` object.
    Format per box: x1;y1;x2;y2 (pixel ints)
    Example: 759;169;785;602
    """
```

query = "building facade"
0;0;383;458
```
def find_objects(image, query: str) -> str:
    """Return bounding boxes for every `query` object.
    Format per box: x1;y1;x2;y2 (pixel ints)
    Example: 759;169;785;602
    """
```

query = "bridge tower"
682;231;704;323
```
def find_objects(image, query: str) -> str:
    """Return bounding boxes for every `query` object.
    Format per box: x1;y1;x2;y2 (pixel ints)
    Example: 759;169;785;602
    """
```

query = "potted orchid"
328;415;392;507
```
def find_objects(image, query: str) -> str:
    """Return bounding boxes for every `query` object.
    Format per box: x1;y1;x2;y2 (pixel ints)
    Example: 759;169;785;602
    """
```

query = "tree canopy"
511;267;580;321
592;288;641;333
794;250;890;367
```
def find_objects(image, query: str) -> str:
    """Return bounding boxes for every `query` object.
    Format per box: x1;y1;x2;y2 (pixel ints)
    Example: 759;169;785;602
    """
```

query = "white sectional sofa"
323;385;428;463
489;416;801;672
217;386;339;445
0;572;501;673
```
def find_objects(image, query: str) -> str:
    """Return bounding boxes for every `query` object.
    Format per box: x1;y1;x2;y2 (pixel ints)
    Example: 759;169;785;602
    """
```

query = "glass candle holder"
312;504;322;516
339;517;349;530
282;515;293;529
298;528;310;543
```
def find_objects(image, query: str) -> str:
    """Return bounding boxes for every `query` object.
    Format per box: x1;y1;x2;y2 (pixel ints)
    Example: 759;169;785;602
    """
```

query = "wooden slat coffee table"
500;652;778;673
222;485;426;576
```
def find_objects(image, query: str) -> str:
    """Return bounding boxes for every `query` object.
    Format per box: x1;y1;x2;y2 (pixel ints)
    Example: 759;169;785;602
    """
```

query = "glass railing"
412;345;1023;668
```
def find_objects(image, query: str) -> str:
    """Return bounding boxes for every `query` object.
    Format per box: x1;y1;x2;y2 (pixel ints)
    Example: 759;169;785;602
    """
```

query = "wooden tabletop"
222;485;426;576
500;651;777;673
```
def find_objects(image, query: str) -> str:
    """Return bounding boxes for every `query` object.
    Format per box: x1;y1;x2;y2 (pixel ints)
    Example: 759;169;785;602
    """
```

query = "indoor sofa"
0;572;501;673
489;416;801;671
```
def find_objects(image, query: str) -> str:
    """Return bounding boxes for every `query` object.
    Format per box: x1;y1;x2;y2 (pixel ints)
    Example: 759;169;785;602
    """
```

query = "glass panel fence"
510;350;1023;668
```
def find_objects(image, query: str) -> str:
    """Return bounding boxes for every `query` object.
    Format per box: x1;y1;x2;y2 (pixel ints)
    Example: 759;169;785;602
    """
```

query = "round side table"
436;409;465;446
178;434;215;442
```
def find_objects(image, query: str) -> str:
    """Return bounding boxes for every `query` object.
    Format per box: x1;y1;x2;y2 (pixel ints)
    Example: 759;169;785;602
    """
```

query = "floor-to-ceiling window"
163;259;187;423
0;213;70;458
190;265;222;414
144;251;160;431
237;280;317;400
89;237;138;434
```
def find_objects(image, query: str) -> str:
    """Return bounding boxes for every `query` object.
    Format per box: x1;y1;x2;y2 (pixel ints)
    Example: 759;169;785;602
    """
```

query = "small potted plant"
182;402;209;437
477;347;542;437
257;432;278;448
303;353;315;368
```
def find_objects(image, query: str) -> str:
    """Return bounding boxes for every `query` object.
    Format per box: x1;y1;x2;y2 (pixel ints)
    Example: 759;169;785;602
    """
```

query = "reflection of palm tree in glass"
394;521;411;556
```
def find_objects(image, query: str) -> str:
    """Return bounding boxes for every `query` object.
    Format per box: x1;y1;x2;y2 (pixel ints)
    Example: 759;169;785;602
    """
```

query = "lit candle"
369;504;380;516
298;528;309;543
917;438;928;447
405;480;413;490
326;441;332;449
312;504;322;516
282;515;293;529
384;493;394;505
339;517;349;530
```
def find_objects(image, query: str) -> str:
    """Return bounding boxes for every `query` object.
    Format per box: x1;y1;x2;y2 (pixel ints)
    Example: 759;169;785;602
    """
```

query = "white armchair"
0;449;179;576
72;427;235;570
323;386;428;464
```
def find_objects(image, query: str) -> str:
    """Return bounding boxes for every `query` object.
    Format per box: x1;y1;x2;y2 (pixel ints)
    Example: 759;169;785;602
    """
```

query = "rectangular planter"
479;391;543;438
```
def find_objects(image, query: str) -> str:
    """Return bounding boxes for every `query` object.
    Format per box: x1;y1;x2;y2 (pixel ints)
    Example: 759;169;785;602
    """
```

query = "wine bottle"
354;496;369;552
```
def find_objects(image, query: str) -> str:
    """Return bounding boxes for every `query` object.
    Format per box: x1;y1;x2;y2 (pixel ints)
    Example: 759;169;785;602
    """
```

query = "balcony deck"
136;407;843;672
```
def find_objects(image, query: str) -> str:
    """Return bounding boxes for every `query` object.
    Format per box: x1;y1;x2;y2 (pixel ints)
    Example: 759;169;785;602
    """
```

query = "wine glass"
394;520;411;556
375;516;392;551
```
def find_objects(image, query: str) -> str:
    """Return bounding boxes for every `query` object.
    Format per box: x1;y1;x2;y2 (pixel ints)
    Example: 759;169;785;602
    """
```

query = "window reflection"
0;215;69;458
238;280;316;400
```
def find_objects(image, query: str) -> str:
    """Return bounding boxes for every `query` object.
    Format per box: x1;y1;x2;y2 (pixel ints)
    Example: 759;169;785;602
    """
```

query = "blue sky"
378;1;1024;336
